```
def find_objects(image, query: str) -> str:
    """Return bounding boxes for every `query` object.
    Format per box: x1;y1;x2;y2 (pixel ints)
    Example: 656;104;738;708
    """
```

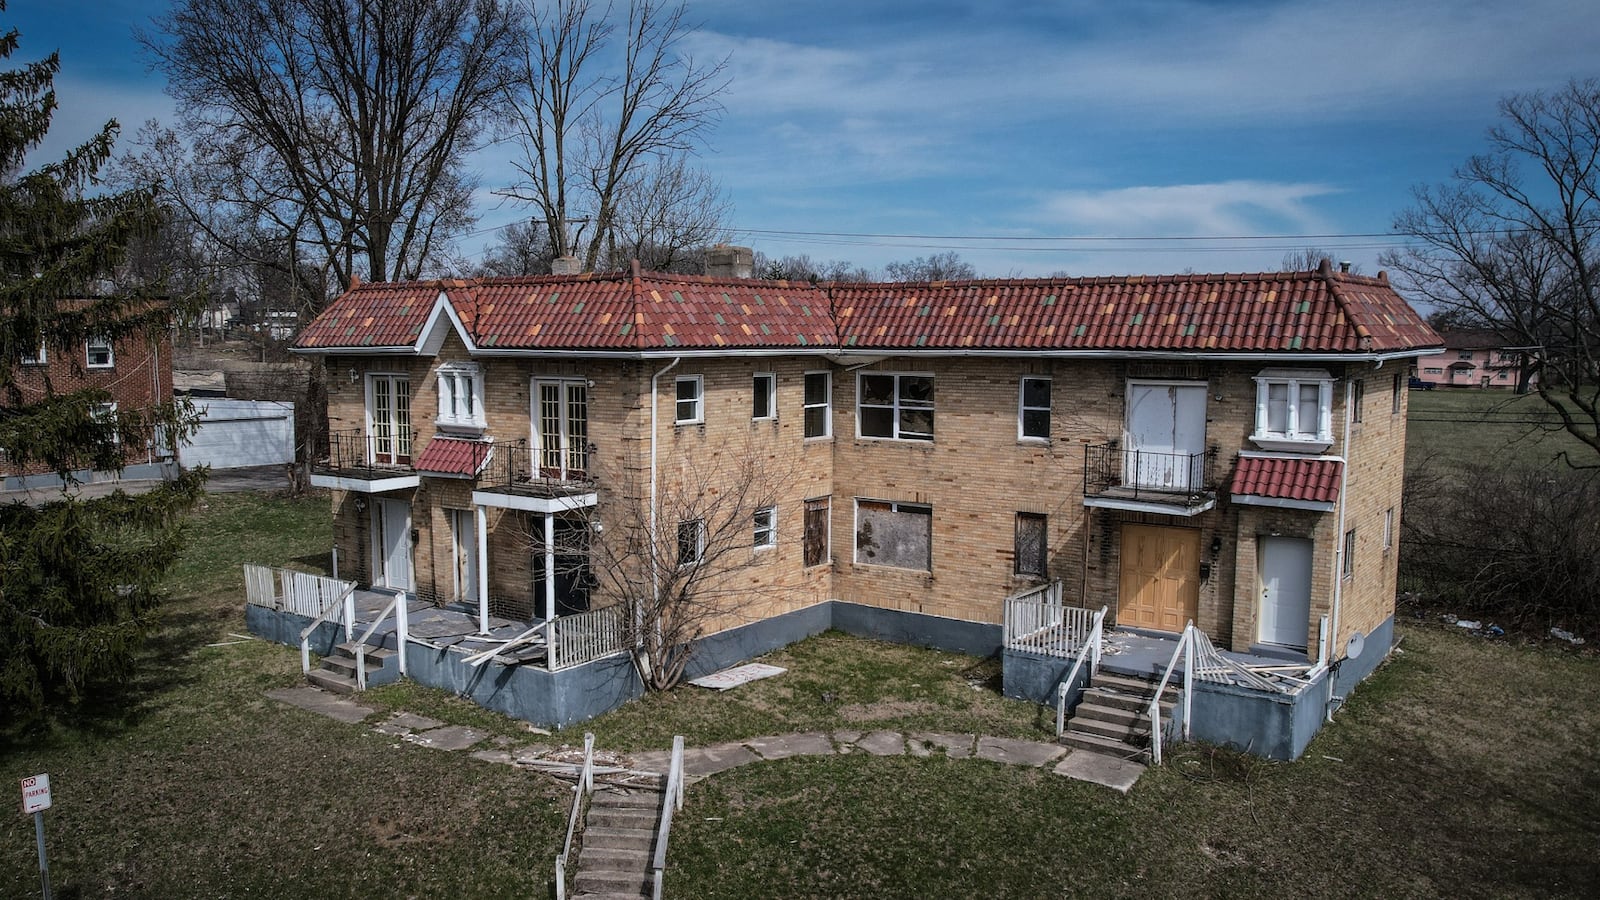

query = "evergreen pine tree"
0;3;204;724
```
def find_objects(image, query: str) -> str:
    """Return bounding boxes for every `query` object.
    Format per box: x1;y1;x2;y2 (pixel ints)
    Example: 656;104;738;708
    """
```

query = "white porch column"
544;511;557;621
476;505;490;634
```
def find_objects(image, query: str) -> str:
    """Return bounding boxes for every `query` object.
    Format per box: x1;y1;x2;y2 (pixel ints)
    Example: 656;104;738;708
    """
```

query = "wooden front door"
1118;524;1200;633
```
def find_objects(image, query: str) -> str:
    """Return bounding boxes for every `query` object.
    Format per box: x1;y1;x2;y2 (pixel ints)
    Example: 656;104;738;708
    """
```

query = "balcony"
309;428;421;493
471;442;598;514
1082;442;1218;516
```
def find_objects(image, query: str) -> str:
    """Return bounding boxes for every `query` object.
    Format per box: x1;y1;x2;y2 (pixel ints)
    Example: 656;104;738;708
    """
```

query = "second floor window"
535;379;588;479
753;506;776;549
21;343;45;365
86;336;113;368
1019;377;1051;441
804;372;831;438
1252;369;1332;451
858;372;934;441
678;518;706;566
436;364;483;429
753;373;775;420
369;374;412;464
675;375;703;425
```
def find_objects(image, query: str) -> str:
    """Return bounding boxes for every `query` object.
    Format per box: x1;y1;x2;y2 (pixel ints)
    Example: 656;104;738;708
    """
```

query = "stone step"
572;892;651;900
591;788;664;809
1070;702;1146;728
1069;716;1151;743
587;806;658;830
334;642;396;660
318;655;386;678
582;826;656;853
575;870;652;896
1082;682;1177;713
579;846;652;870
1058;728;1150;760
306;669;357;695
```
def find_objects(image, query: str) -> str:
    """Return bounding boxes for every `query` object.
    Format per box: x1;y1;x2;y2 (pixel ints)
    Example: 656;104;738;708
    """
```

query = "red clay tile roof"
1229;455;1344;504
295;265;1441;356
413;437;492;477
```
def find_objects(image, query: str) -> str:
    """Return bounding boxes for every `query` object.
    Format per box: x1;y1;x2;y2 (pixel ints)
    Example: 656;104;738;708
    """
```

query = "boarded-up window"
855;499;932;570
803;498;830;567
1015;513;1047;577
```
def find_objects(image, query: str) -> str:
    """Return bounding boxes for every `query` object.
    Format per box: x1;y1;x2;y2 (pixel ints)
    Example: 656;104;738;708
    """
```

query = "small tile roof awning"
413;437;492;478
1229;455;1343;511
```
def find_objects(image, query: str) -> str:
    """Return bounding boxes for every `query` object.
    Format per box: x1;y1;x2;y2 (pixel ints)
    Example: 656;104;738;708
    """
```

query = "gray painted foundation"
4;461;180;492
830;601;1003;657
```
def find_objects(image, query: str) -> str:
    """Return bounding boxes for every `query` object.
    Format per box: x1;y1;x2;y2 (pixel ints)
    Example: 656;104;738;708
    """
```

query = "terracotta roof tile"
1229;456;1343;504
413;437;492;477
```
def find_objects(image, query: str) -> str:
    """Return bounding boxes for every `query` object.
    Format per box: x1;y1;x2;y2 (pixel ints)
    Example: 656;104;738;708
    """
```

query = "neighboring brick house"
2;308;178;490
293;254;1441;757
1414;328;1535;390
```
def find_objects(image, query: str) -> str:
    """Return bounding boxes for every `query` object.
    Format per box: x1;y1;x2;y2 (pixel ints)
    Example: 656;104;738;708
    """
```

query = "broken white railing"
651;735;687;900
1005;582;1104;659
243;564;355;618
549;605;628;670
1148;622;1196;766
297;583;358;677
553;732;596;900
351;589;409;690
1054;605;1108;736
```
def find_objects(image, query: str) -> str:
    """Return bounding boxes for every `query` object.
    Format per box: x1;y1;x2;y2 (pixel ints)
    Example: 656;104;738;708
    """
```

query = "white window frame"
1383;508;1395;552
853;498;933;571
93;401;119;445
86;336;114;368
1251;368;1334;452
1018;377;1051;442
803;371;831;439
752;372;776;421
21;342;45;365
1342;528;1356;580
753;506;777;550
856;371;935;442
533;378;589;480
435;363;485;431
674;375;703;425
366;373;412;464
677;518;706;567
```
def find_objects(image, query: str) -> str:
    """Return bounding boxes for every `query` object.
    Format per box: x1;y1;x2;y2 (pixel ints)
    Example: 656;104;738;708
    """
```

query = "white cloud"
1033;180;1339;236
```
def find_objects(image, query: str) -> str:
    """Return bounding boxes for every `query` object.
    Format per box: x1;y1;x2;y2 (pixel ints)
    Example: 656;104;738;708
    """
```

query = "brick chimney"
550;255;582;275
705;244;754;280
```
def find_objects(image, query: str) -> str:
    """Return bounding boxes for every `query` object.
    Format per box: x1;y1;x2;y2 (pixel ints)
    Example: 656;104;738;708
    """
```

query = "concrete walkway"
266;685;1147;794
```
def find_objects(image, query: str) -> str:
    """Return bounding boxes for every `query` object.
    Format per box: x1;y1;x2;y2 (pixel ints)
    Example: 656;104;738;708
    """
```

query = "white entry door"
373;498;413;591
449;508;478;602
1259;536;1313;648
1125;383;1207;491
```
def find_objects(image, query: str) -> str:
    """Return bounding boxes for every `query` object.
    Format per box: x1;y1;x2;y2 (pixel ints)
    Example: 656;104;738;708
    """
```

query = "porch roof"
1229;454;1343;506
413;437;493;477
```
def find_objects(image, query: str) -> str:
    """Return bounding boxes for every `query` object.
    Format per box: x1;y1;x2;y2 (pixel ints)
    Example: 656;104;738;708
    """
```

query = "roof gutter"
294;346;1447;363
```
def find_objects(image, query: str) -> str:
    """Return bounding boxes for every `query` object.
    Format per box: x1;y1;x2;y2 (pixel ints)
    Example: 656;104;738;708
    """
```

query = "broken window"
803;498;830;567
854;499;932;570
858;373;934;441
1014;512;1047;577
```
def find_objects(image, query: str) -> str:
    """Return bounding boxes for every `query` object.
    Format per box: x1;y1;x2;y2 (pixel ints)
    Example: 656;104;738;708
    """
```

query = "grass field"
1405;387;1591;471
4;491;1597;898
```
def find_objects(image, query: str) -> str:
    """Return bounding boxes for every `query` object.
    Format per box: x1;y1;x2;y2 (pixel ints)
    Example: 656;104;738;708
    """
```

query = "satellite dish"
1346;630;1366;660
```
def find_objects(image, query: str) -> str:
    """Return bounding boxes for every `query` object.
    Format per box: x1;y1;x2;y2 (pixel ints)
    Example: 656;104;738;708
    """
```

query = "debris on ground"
1550;627;1587;646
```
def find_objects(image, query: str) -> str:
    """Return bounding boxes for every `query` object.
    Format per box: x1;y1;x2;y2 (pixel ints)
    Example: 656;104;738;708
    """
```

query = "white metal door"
374;499;413;591
1259;536;1312;648
1125;383;1207;490
450;508;477;602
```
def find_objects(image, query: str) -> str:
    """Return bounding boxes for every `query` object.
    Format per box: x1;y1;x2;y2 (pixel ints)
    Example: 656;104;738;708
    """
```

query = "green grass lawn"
1406;388;1591;471
5;491;1597;898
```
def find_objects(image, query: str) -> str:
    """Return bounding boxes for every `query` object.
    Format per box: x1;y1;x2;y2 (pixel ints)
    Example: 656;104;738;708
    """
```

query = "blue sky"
11;0;1600;278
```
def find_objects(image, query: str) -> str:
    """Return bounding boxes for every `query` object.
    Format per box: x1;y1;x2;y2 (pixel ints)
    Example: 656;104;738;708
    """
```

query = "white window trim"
678;518;706;567
1342;528;1356;580
852;497;933;570
803;371;832;439
1018;376;1051;442
753;372;776;421
674;375;704;425
86;336;114;368
93;401;119;445
1251;368;1334;452
753;506;777;550
435;363;485;431
365;372;413;464
1383;508;1395;552
856;371;935;442
21;343;45;365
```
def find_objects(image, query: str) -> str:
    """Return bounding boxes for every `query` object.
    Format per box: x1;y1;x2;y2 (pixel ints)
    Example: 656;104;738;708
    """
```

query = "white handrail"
651;735;686;900
299;584;358;676
1055;606;1108;736
1147;621;1196;766
352;594;400;692
554;733;596;900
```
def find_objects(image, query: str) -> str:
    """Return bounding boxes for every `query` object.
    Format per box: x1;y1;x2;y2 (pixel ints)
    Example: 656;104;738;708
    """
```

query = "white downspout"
476;506;490;634
647;357;681;673
1328;377;1355;721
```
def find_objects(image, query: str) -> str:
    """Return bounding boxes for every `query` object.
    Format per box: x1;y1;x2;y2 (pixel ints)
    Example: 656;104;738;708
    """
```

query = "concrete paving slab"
831;729;863;747
387;712;445;731
855;730;906;756
265;687;375;724
976;736;1067;768
406;725;489;751
909;732;977;759
373;722;412;736
629;750;673;773
743;732;836;760
1053;750;1145;794
471;749;516;765
681;742;761;777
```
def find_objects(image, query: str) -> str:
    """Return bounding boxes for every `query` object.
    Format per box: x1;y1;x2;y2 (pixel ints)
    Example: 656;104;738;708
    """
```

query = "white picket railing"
243;564;355;619
1002;581;1062;646
1004;583;1102;659
548;605;628;671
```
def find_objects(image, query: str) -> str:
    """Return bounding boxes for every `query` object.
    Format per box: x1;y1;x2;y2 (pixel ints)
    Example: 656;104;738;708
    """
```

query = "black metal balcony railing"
1083;442;1218;506
477;441;596;497
316;427;417;478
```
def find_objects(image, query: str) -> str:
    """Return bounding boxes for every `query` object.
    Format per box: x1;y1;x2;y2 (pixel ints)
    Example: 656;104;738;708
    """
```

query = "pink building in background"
1413;329;1535;391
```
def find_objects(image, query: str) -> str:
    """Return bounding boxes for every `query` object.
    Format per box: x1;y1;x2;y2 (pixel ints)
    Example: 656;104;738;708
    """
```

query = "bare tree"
141;0;520;291
518;444;795;691
1280;248;1361;273
884;251;977;282
753;252;875;283
501;0;730;272
475;219;557;277
600;153;732;272
1385;79;1600;466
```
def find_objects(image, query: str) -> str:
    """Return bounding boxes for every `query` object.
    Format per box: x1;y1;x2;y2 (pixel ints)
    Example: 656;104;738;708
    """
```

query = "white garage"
181;399;295;469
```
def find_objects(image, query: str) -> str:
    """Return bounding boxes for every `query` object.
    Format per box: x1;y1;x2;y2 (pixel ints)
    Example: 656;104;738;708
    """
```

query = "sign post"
20;774;51;900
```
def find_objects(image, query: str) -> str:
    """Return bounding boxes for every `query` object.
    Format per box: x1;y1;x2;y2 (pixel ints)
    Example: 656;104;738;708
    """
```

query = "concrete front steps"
305;641;392;694
1060;673;1178;760
574;782;666;899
